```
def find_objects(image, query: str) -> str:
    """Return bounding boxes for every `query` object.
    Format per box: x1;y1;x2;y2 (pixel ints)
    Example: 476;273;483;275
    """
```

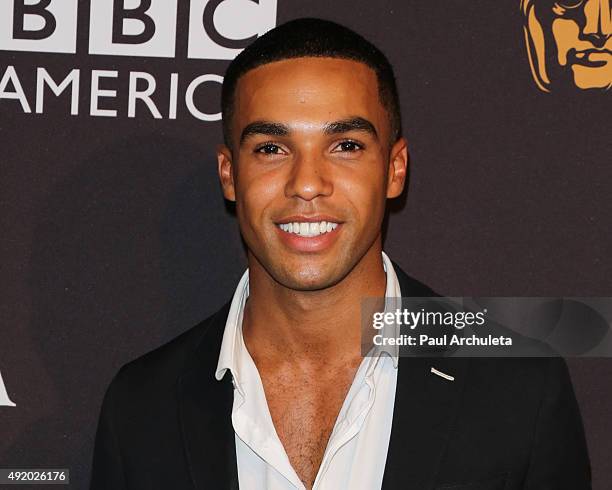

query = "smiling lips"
274;217;343;252
278;220;338;237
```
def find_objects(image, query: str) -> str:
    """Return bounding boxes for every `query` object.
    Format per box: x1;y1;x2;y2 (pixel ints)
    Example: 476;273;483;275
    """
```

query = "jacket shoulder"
108;301;230;396
391;259;438;297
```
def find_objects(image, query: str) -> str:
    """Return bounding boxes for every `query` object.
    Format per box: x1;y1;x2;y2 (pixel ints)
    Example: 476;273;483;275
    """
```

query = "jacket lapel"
382;355;469;489
177;302;239;490
382;264;470;489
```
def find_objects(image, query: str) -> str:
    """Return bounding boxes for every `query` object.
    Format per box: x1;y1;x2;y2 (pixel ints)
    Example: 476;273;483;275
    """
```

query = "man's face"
551;0;612;89
217;57;407;291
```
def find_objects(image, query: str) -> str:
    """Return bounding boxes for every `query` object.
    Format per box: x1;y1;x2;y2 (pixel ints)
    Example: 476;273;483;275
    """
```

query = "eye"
255;143;285;155
332;140;364;153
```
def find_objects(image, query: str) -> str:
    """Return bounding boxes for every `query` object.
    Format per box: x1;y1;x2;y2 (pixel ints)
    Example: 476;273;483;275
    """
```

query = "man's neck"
242;245;387;366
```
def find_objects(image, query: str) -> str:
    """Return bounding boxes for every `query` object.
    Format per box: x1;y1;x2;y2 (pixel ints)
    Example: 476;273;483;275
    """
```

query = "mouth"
274;216;343;252
571;48;612;67
276;220;339;237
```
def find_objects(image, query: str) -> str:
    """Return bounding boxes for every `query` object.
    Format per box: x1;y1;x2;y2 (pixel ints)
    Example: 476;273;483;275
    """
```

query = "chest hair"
259;363;360;489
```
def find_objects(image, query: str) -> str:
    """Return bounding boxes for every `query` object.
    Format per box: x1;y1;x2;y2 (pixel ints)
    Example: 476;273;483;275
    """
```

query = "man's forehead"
235;57;379;99
232;57;384;128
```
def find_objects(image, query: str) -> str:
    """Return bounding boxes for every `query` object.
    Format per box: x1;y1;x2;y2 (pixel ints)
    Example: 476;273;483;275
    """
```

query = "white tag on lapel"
430;366;455;381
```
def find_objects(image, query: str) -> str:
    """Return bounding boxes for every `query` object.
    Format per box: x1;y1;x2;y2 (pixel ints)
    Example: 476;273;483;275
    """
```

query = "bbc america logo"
0;0;278;59
0;0;277;121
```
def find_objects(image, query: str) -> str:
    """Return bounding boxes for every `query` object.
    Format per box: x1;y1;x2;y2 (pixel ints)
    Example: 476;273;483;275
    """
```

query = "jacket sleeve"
90;373;127;490
523;357;591;489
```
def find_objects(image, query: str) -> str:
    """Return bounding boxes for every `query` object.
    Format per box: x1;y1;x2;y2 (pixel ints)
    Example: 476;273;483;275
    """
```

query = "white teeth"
278;220;339;237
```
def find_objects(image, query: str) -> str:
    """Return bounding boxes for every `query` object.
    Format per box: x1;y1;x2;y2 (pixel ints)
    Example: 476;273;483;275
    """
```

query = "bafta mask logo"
521;0;611;91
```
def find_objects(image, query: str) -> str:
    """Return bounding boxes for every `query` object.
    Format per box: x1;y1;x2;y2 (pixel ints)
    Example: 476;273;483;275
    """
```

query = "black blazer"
90;263;591;490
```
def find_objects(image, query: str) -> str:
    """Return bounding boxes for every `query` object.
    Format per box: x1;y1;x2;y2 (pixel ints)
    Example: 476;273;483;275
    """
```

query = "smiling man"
90;18;591;490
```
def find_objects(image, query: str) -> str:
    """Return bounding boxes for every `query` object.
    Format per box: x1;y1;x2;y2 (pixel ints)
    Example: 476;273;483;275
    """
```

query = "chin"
570;65;612;90
273;262;346;292
282;271;337;291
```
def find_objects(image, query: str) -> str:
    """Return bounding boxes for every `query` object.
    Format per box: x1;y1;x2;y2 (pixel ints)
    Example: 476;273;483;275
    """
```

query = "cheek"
235;166;282;228
337;161;387;222
552;19;580;59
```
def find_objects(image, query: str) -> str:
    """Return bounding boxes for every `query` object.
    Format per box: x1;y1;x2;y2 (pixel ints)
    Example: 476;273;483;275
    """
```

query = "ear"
386;137;408;199
217;144;236;202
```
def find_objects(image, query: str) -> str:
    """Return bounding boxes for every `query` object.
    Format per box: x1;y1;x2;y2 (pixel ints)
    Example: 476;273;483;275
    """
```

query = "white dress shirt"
215;251;402;490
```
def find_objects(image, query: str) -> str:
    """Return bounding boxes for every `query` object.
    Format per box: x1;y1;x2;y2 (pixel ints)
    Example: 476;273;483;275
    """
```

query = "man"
521;0;611;91
90;18;591;490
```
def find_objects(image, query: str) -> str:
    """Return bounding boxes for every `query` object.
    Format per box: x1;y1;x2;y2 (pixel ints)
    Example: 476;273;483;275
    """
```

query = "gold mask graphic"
521;0;612;91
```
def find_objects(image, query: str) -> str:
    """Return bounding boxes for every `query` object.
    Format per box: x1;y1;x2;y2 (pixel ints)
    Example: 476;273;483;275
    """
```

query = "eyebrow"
240;121;290;144
323;117;378;139
239;116;378;144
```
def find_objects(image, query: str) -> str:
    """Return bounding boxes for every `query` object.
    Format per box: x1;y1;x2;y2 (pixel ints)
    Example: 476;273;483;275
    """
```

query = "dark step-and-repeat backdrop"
1;1;611;488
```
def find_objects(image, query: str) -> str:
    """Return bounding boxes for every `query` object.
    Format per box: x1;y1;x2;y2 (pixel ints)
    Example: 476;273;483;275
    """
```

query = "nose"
284;152;333;201
581;0;612;47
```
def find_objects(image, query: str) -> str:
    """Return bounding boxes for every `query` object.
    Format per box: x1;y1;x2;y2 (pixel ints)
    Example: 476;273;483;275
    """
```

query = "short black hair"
221;18;402;148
